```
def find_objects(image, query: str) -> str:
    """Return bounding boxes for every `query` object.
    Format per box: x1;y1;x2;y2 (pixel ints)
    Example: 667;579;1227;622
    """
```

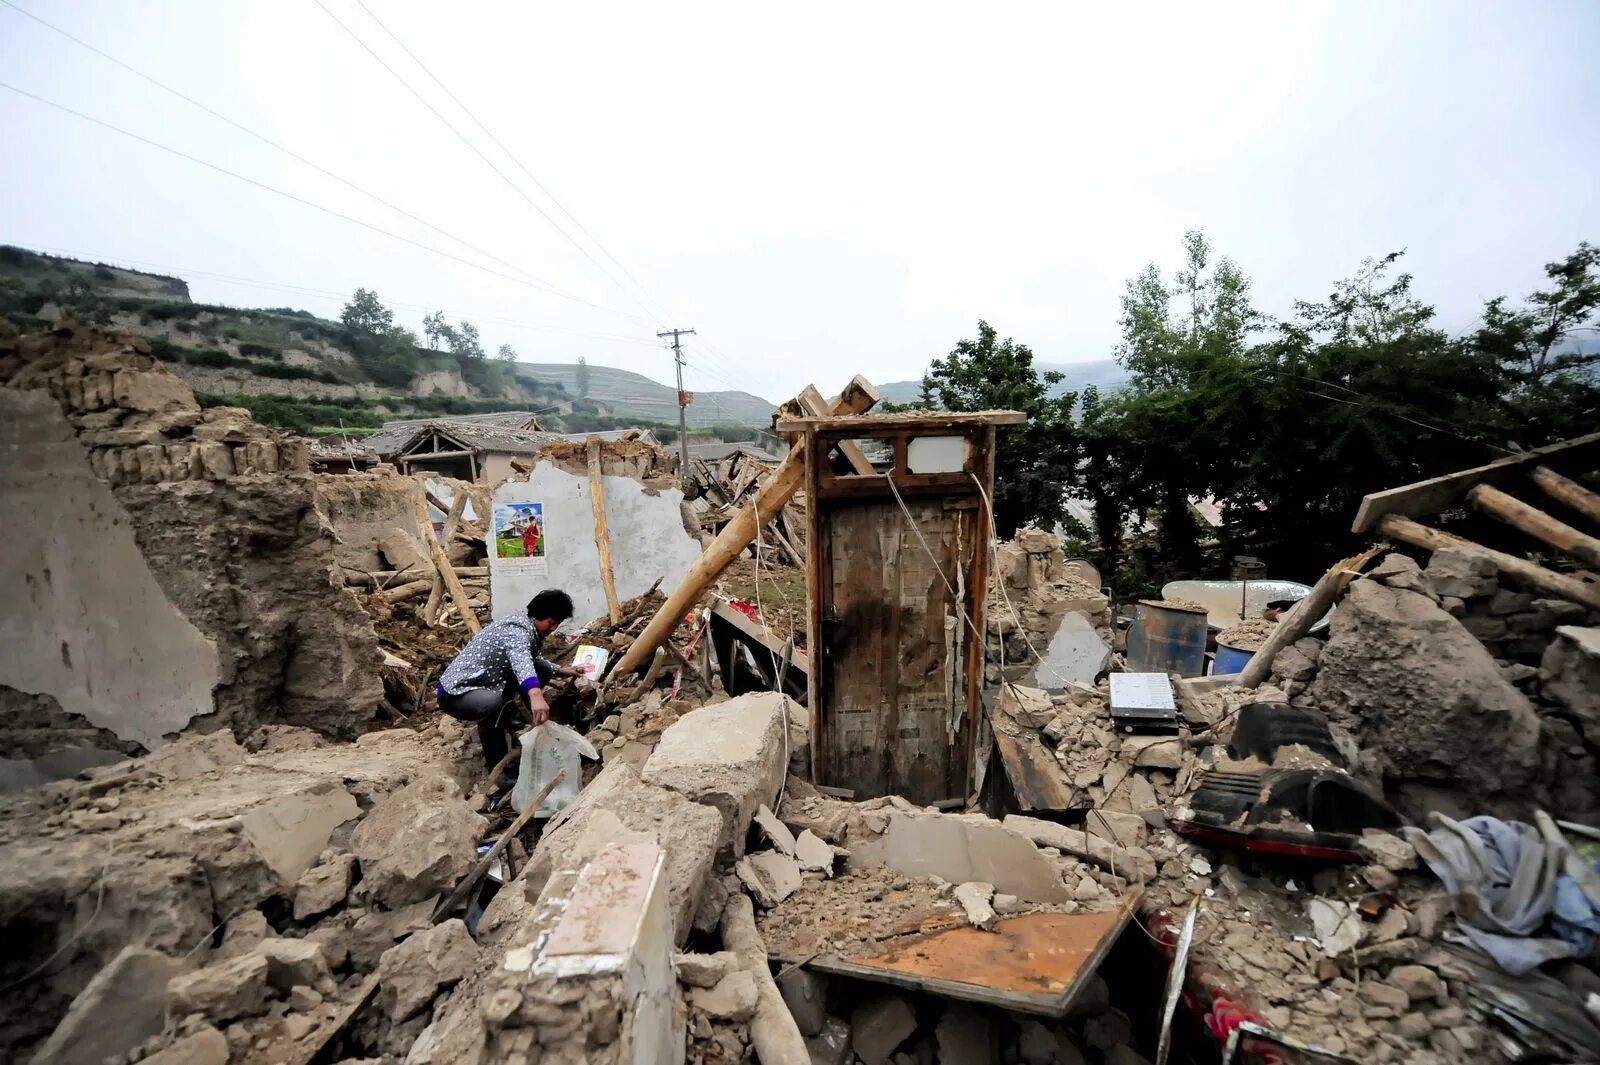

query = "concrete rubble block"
193;406;255;442
1386;964;1445;1003
254;937;332;992
935;1007;993;1065
351;773;486;908
753;803;798;856
112;367;196;412
243;780;360;887
1272;643;1319;682
167;951;272;1022
852;812;1074;903
640;691;791;860
690;969;758;1022
955;881;998;930
1359;830;1418;872
217;910;270;960
294;853;355;920
850;994;917;1065
1033;612;1112;687
1541;626;1600;741
793;829;836;875
998;684;1058;728
376;918;479;1020
1121;734;1184;769
139;1026;229;1065
1308;580;1543;797
526;761;721;945
776;967;829;1037
806;1016;853;1065
1358;980;1410;1011
1003;814;1157;882
736;849;802;908
692;873;731;935
674;951;737;989
1086;810;1147;849
348;898;436;972
1423;547;1497;599
26;946;185;1065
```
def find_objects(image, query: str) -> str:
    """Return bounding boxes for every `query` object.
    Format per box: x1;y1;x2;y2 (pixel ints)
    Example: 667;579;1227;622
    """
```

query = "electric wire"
313;0;658;326
0;0;553;288
0;81;630;316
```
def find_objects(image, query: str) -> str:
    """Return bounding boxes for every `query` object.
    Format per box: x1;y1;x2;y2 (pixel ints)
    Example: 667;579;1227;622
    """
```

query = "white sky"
3;1;1597;404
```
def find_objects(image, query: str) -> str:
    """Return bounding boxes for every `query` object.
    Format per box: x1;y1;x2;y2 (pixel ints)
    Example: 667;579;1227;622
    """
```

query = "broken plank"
1238;545;1380;688
424;491;470;626
1469;483;1600;568
798;384;875;475
1351;430;1600;533
988;715;1077;814
1379;513;1600;611
587;436;624;623
412;489;480;635
1530;465;1600;525
774;410;1026;433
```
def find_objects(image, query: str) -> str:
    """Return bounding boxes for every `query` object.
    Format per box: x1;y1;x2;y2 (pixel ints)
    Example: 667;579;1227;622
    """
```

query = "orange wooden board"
806;893;1139;1016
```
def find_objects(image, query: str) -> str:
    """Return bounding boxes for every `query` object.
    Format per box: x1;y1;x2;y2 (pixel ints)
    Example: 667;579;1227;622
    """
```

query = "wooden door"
818;498;976;805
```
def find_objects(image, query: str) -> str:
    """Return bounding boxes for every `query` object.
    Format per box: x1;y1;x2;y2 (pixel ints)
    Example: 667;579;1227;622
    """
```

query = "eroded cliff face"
0;321;384;780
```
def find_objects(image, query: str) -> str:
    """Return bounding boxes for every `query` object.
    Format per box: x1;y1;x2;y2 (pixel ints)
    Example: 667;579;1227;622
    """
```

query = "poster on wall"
493;501;549;578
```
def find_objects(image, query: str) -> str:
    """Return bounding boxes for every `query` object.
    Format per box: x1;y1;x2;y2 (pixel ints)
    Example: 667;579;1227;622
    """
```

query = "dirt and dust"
1217;617;1278;650
1141;597;1208;614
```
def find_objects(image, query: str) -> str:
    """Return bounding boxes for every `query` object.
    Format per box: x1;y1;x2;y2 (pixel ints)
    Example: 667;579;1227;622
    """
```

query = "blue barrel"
1213;640;1253;676
1126;602;1209;677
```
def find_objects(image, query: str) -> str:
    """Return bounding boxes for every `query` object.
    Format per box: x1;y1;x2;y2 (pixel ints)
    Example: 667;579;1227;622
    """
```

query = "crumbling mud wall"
0;323;384;776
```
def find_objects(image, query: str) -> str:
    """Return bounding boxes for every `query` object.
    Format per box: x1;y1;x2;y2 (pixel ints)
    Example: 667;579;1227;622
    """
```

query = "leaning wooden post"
1468;483;1600;568
412;486;481;635
423;490;470;626
587;436;624;623
610;376;878;677
1238;547;1379;688
1529;465;1600;526
1379;513;1600;611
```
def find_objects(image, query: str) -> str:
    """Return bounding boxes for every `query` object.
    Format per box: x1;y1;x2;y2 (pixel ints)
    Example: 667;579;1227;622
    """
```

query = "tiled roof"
366;411;543;455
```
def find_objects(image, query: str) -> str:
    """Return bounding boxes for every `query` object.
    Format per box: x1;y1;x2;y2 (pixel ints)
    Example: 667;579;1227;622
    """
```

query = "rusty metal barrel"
1126;601;1209;677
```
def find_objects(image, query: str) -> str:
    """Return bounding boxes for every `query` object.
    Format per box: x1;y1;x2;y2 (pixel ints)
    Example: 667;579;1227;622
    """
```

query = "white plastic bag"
511;722;598;817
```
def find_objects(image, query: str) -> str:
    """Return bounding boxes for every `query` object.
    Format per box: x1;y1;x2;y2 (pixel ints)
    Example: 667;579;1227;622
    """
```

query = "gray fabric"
1404;813;1577;974
438;614;558;696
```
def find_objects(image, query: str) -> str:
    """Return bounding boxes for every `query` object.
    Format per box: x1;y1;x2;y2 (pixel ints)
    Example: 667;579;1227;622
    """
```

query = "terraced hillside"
521;361;776;428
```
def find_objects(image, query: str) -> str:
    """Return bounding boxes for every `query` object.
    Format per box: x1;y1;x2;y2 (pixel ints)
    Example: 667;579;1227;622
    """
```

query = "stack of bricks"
0;321;310;485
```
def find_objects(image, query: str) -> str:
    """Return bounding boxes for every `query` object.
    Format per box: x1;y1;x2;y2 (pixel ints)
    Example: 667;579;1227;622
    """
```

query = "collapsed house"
2;322;1598;1065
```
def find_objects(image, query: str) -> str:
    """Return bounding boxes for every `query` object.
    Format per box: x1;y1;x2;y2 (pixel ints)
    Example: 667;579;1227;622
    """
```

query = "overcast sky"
3;1;1597;405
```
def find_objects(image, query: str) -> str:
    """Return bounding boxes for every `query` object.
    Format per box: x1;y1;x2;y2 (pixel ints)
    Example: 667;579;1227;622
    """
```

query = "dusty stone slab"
1003;814;1157;880
850;994;917;1065
293;853;355;920
376;918;478;1020
167;952;271;1022
1542;626;1600;741
350;773;485;908
675;951;737;989
641;692;790;860
691;969;758;1022
140;1026;228;1065
853;812;1072;903
735;849;802;908
27;946;185;1065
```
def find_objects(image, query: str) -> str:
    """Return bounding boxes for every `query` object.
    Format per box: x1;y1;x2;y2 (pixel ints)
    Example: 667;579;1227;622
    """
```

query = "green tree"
1476;242;1600;382
576;355;591;397
421;310;448;350
496;342;518;362
448;320;484;358
340;288;394;334
921;320;1079;536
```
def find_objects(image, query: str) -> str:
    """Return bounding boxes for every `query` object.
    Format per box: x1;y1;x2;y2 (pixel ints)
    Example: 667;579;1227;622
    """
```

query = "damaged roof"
366;411;545;456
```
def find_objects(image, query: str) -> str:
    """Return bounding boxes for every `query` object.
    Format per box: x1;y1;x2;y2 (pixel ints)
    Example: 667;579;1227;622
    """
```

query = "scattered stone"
1361;865;1399;892
793;828;836;875
1423;548;1497;599
139;1026;229;1065
1386;964;1445;1004
998;684;1058;728
691;970;758;1023
1123;735;1184;769
993;892;1026;915
288;985;324;1012
776;967;829;1037
254;938;332;992
217;910;270;960
850;994;917;1065
1272;644;1319;682
752;803;798;856
348;898;435;972
375;919;478;1020
27;946;184;1065
1358;981;1410;1011
1084;1007;1132;1051
1360;831;1418;872
735;849;802;907
293;854;355;921
1018;1019;1061;1064
1397;1013;1433;1040
934;1008;992;1065
1368;907;1408;944
674;951;737;989
955;881;998;930
350;775;485;908
168;953;272;1022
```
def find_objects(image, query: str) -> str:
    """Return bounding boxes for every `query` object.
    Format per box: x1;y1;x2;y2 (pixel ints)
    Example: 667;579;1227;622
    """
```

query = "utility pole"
658;328;696;486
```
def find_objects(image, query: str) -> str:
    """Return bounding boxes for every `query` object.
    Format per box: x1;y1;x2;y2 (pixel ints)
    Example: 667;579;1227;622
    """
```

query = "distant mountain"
519;362;778;429
878;358;1130;405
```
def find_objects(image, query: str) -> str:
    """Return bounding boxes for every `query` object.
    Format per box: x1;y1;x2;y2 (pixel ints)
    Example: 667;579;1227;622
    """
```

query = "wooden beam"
1469;483;1600;568
412;488;481;635
1238;546;1381;688
611;376;879;678
1531;465;1600;525
423;491;470;626
1351;431;1600;533
433;770;565;921
798;385;875;475
587;435;624;623
1378;514;1600;611
774;409;1025;433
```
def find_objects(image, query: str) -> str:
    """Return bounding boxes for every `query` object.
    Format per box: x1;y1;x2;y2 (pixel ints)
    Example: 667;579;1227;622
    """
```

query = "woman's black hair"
527;589;575;622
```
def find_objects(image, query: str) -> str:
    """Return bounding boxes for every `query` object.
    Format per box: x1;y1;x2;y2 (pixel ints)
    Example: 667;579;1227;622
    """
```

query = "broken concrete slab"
350;773;485;908
674;951;737;989
853;812;1072;903
793;829;836;876
735;849;802;908
850;994;917;1065
27;946;185;1065
997;684;1057;727
526;761;721;944
954;881;998;931
641;692;790;860
691;969;758;1022
1120;734;1183;769
376;919;478;1020
293;853;355;920
167;952;272;1022
1003;815;1157;881
239;780;359;888
348;897;437;972
1030;611;1112;688
254;938;332;993
216;910;270;960
753;803;798;856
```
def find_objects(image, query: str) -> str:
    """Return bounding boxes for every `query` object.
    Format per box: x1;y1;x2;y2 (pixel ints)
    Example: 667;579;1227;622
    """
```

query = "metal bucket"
1126;602;1209;677
1213;640;1254;676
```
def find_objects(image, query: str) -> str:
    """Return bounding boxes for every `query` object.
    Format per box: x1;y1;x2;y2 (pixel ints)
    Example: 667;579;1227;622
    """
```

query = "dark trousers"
438;667;551;771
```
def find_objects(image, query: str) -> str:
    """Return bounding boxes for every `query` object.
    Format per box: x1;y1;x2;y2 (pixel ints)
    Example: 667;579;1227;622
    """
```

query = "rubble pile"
986;528;1114;685
535;431;681;488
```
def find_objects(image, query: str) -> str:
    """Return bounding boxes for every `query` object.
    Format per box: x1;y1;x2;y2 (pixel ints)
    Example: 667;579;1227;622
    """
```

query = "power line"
313;0;660;326
0;80;636;318
350;0;677;327
0;0;552;289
